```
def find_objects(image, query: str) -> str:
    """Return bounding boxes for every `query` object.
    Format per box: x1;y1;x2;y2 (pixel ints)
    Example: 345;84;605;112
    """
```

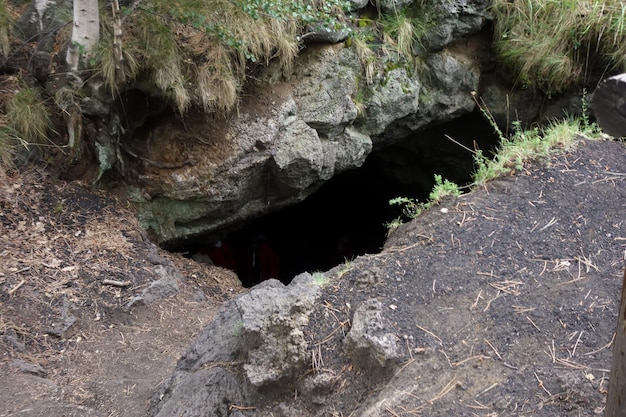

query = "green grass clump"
0;125;19;175
379;7;428;63
312;271;330;287
492;0;626;95
470;90;602;185
348;3;432;88
7;87;53;144
0;87;54;174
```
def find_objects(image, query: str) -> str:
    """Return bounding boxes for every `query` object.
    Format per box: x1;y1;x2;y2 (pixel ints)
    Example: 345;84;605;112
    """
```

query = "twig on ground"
575;254;599;272
476;383;499;398
557;276;587;286
102;279;131;287
555;357;609;373
534;372;552;396
512;305;535;313
470;290;483;310
8;279;25;296
570;330;584;357
540;217;558;231
429;378;458;402
451;355;490;367
489;280;523;296
526;316;541;332
312;344;324;372
484;338;503;361
384;406;400;417
393;358;416;379
467;399;491;409
545;339;556;363
229;404;256;411
483;291;501;312
551;259;572;272
584;333;615;356
316;320;351;346
415;324;443;345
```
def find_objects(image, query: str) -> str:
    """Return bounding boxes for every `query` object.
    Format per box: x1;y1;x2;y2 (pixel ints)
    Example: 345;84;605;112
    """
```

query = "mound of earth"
0;134;625;417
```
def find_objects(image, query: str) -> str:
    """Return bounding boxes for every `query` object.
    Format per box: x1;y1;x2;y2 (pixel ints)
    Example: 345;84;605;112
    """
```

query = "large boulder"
149;273;324;416
131;42;482;242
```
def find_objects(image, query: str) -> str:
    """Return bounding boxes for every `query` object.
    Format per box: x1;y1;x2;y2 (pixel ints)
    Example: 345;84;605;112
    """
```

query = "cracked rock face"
236;276;321;386
129;41;484;243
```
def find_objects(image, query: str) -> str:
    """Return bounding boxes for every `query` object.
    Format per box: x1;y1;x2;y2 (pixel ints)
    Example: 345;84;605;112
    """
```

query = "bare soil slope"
294;135;626;416
0;169;243;416
0;135;625;416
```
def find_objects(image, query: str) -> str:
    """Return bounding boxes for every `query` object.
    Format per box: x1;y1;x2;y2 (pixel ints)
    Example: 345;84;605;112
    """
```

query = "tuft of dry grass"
6;87;52;143
93;0;346;114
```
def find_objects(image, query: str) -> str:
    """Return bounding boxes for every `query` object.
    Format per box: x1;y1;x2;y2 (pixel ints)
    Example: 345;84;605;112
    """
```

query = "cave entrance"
171;111;501;287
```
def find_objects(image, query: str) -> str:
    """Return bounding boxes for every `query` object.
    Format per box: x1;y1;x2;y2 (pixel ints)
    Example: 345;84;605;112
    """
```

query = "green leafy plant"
387;174;461;228
312;271;330;287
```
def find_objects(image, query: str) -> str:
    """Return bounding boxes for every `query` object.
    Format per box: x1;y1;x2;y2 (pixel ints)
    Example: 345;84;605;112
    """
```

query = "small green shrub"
429;174;461;203
387;174;461;228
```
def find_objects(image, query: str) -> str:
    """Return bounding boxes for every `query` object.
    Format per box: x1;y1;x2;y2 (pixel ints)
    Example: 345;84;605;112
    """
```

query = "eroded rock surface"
129;0;494;243
150;273;324;416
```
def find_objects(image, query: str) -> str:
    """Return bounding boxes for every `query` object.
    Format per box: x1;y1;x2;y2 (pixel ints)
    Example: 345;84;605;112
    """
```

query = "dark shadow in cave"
172;111;501;287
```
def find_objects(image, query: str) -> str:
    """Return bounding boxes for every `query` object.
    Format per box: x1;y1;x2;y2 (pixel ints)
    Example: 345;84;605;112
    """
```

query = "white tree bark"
66;0;100;71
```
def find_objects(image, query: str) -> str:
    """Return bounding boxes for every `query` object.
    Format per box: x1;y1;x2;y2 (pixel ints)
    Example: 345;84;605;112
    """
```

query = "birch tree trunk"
66;0;100;71
606;267;626;417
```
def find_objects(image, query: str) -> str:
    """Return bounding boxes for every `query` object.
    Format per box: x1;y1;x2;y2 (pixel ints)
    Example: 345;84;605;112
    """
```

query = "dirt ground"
0;167;244;417
0;134;625;416
288;135;626;416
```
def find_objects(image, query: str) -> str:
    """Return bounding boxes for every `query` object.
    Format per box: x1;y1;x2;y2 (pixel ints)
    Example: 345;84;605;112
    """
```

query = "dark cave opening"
171;111;501;287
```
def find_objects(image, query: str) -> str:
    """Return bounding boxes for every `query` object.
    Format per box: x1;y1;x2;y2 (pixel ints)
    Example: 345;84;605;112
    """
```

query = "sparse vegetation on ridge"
386;88;604;229
0;0;623;176
470;89;603;186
